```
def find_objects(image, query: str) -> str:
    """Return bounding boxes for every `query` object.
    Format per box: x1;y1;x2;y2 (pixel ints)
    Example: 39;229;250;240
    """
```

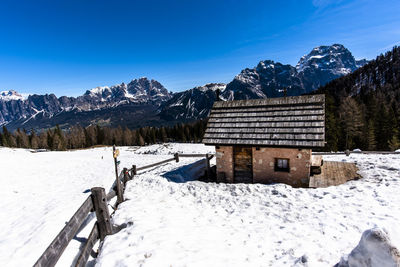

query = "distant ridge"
161;44;368;121
0;44;368;131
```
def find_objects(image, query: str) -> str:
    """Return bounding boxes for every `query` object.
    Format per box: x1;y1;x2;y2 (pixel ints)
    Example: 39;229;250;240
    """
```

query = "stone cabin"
202;94;325;187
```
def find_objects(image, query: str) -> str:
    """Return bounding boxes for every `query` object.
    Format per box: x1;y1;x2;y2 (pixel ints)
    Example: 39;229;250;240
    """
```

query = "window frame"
274;158;290;172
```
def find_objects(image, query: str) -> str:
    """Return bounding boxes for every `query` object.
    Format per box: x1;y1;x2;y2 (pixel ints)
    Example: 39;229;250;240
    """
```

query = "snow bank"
337;228;400;267
0;144;212;266
0;147;117;266
96;152;400;267
1;144;400;267
162;159;207;183
134;143;215;155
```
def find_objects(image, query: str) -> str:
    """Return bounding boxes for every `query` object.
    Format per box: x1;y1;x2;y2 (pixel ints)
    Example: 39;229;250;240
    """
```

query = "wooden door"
233;146;253;183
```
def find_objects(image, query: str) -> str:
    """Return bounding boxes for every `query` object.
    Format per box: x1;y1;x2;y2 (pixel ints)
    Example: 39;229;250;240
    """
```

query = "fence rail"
34;150;211;267
135;153;179;172
34;196;93;267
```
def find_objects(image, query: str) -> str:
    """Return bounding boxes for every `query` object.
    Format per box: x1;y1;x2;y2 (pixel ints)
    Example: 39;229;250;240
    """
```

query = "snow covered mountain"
296;44;368;91
0;90;25;101
0;44;368;130
223;60;305;100
161;44;368;120
160;83;226;121
0;77;172;129
225;44;368;100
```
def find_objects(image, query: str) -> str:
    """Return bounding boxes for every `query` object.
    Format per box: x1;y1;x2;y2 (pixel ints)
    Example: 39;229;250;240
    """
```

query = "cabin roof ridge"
203;94;326;148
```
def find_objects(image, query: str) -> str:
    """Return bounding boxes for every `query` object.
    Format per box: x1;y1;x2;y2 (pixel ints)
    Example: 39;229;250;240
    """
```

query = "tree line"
1;46;400;152
316;46;400;152
0;120;208;150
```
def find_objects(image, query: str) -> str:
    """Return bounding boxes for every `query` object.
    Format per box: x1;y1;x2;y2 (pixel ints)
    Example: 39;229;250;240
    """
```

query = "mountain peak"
193;83;226;92
296;44;362;76
0;90;25;101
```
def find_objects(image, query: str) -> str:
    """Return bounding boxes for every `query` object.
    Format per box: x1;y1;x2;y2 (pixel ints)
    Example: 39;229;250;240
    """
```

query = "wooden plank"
136;157;176;171
106;190;116;202
210;109;325;118
34;196;93;267
202;138;325;147
234;147;253;183
123;168;129;186
113;145;124;204
336;161;345;185
206;153;211;179
212;94;325;108
74;223;99;267
211;104;324;114
207;121;325;128
91;187;113;241
131;165;137;176
203;133;324;141
310;161;361;188
179;154;210;157
205;127;325;134
208;115;325;123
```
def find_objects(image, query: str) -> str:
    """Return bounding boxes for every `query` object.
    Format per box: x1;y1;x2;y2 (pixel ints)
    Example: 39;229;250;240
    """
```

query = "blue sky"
0;0;399;96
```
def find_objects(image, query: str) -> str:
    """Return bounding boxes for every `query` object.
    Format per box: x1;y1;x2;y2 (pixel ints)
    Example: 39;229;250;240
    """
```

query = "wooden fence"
33;148;398;266
34;150;211;267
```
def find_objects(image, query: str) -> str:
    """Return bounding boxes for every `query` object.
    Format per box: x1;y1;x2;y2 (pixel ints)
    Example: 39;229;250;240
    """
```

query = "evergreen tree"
367;120;377;151
339;97;364;149
324;94;339;151
137;132;145;146
54;125;66;150
46;130;53;149
160;127;167;143
389;128;400;151
375;105;391;150
96;125;105;145
123;128;133;146
2;126;11;147
29;129;39;149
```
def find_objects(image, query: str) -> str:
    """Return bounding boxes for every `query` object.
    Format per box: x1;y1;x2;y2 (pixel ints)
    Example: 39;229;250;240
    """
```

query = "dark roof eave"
202;142;325;149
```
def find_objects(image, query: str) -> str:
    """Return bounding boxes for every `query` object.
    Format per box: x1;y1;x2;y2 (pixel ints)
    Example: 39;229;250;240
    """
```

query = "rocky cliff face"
0;77;172;128
160;83;226;121
161;44;368;120
1;44;368;130
296;44;367;91
225;44;367;99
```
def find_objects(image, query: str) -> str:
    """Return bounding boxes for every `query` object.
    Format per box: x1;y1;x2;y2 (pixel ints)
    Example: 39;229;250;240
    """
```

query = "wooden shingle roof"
202;94;325;147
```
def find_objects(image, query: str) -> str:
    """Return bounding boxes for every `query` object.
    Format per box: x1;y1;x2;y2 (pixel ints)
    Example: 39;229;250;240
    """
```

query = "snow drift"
337;228;400;267
1;144;400;266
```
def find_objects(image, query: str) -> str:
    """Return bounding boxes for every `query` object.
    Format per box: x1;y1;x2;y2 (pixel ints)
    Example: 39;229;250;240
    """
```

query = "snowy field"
1;144;400;266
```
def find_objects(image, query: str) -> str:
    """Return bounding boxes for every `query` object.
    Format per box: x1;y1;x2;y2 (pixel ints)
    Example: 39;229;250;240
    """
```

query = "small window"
275;158;290;172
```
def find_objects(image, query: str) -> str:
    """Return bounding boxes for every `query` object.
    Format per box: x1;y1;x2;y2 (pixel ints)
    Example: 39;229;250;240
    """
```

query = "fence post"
131;165;136;178
206;153;211;179
113;145;124;203
123;167;129;186
91;187;113;241
174;153;179;162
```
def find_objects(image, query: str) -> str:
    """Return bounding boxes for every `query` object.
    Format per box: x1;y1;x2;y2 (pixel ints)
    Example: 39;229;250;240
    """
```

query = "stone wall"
252;147;311;187
215;145;311;187
215;146;234;183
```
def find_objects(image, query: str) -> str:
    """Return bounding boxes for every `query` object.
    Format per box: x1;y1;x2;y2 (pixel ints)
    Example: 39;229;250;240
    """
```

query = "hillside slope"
315;46;400;151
